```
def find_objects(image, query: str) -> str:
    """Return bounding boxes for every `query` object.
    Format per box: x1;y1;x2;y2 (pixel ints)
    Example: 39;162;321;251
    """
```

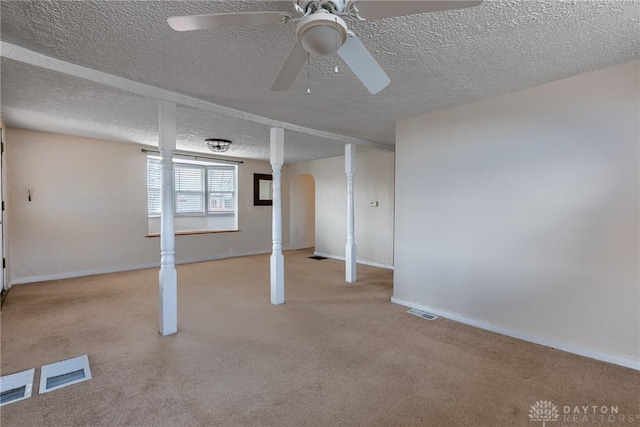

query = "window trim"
205;166;236;215
147;157;238;218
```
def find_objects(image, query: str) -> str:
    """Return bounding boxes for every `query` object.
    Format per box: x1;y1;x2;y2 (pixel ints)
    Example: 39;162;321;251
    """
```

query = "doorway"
290;174;315;250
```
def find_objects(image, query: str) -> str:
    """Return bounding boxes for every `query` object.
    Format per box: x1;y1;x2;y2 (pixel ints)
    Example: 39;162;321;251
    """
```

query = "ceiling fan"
168;0;482;95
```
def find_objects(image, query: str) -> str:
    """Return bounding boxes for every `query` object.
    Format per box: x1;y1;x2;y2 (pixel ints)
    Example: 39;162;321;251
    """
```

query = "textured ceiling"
0;58;354;163
1;0;639;160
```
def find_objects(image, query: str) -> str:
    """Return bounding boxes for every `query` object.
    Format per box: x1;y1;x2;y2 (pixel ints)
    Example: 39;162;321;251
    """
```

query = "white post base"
346;243;357;283
270;253;285;305
159;267;177;335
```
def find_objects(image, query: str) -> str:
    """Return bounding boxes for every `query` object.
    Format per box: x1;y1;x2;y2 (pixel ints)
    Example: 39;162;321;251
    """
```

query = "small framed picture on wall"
254;173;273;206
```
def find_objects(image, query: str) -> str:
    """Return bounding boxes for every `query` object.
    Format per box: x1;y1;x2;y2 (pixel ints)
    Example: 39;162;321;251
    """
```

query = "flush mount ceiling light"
205;138;232;153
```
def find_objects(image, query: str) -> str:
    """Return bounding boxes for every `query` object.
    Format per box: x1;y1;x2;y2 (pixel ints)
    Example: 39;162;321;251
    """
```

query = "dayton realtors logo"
529;400;560;426
530;401;639;425
562;404;637;424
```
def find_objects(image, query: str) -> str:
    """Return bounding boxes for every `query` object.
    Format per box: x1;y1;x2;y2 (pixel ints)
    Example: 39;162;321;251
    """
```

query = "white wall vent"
407;308;439;320
0;368;35;406
39;355;92;394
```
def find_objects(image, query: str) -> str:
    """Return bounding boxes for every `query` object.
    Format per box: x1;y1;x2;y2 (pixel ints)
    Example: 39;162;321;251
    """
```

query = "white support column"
158;101;178;336
345;143;357;283
270;127;285;305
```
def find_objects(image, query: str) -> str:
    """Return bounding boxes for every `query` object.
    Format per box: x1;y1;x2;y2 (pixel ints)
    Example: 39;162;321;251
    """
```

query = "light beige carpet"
1;250;638;426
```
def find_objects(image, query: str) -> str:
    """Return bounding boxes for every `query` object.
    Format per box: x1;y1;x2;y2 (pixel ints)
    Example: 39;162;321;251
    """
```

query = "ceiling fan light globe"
301;26;343;56
296;13;348;56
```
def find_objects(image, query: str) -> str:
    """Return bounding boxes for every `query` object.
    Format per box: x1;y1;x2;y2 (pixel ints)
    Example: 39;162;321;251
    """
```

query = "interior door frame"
1;127;7;291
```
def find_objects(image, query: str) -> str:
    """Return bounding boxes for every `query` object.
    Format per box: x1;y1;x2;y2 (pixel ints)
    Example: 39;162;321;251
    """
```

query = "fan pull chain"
334;18;339;74
307;53;311;95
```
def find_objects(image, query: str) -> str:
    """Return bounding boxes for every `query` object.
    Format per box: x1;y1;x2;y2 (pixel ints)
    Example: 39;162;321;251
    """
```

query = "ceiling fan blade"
271;43;308;92
337;33;390;95
352;0;482;20
168;11;293;31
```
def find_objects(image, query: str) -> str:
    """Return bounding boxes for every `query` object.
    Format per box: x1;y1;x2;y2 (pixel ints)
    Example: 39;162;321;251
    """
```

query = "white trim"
390;297;640;371
10;250;272;285
177;249;271;266
0;368;35;406
313;251;394;270
11;262;160;285
1;127;8;291
1;42;392;152
39;355;92;394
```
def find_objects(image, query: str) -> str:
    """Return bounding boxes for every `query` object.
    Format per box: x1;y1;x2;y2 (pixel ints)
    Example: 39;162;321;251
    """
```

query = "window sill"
148;213;235;218
145;230;240;238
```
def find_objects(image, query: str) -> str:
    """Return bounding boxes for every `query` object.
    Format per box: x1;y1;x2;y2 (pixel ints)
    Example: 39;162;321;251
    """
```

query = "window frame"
147;157;238;219
205;166;236;216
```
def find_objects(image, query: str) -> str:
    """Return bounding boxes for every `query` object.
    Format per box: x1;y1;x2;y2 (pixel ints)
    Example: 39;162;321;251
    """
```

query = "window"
175;165;204;214
207;167;235;213
146;157;238;233
147;158;162;216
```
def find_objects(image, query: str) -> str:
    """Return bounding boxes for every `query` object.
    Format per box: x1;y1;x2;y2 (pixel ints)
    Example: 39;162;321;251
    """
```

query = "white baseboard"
313;251;394;270
11;263;160;285
391;297;639;371
176;249;271;266
10;250;272;286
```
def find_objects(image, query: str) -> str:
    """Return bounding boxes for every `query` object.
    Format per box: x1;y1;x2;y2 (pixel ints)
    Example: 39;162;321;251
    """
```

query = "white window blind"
147;158;162;216
147;158;237;217
175;165;204;214
207;167;235;213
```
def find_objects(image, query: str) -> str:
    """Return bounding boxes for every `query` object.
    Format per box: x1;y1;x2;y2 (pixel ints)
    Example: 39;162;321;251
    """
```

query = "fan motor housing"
296;0;346;14
296;12;348;56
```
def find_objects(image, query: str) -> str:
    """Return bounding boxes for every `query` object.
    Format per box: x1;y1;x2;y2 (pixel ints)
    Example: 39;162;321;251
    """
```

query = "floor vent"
407;308;439;321
39;355;92;394
308;255;328;260
0;368;35;406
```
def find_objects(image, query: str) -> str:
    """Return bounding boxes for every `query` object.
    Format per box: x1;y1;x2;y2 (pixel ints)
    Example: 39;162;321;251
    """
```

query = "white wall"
290;149;395;268
7;128;288;284
394;60;640;364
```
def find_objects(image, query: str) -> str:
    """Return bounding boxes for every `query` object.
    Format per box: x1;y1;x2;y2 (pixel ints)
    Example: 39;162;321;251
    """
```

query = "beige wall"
7;128;288;284
290;150;395;268
394;60;640;363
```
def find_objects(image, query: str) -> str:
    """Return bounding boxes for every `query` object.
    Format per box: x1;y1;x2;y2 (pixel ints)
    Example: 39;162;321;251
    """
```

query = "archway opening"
290;174;315;250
